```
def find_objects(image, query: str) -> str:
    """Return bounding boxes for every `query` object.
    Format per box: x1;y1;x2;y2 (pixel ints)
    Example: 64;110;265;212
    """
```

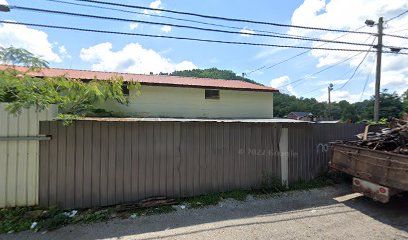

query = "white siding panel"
0;103;57;208
101;86;274;119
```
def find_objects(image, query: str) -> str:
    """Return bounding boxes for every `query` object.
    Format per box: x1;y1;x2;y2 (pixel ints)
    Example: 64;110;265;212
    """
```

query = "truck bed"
330;143;408;191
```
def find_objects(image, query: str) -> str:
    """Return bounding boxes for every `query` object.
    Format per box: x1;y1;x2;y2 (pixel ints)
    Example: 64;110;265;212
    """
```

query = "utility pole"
374;17;383;122
328;83;333;120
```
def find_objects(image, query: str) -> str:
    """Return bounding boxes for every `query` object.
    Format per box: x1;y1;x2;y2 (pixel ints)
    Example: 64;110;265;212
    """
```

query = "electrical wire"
359;62;375;102
43;0;314;39
4;20;398;53
277;51;367;89
385;9;408;23
336;38;376;90
247;25;367;75
72;0;378;35
9;5;377;47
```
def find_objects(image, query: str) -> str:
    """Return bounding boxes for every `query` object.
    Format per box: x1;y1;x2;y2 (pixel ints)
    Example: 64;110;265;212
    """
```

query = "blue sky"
1;0;407;102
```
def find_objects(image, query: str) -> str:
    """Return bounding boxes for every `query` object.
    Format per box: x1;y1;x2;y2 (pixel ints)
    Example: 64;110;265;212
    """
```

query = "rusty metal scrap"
346;118;408;155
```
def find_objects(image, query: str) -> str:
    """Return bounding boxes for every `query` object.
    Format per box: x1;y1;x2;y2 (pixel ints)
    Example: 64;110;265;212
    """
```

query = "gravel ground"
2;184;407;240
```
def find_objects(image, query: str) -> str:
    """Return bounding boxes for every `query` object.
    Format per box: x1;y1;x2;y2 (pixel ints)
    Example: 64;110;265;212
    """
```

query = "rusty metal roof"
0;65;278;92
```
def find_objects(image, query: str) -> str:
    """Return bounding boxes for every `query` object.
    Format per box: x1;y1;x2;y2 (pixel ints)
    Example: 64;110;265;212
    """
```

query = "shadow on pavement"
341;192;408;233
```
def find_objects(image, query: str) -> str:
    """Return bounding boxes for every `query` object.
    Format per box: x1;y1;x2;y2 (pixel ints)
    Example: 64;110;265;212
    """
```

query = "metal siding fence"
286;123;365;183
0;103;57;208
38;120;364;209
38;121;282;209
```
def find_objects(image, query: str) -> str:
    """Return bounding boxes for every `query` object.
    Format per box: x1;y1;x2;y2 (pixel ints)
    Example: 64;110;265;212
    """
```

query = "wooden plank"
38;121;50;207
223;123;230;191
204;122;212;193
115;122;125;204
131;122;139;201
27;107;41;206
123;122;132;202
57;122;67;207
152;123;161;197
245;124;252;188
186;123;194;196
198;123;206;194
74;121;84;208
179;123;187;196
138;122;147;200
99;122;109;206
159;123;167;196
193;123;200;195
65;123;76;208
211;123;218;191
165;122;174;197
231;123;239;189
173;122;181;197
107;122;117;205
91;122;101;207
16;108;28;206
0;106;7;207
48;121;59;206
145;122;154;198
83;121;93;207
6;112;18;207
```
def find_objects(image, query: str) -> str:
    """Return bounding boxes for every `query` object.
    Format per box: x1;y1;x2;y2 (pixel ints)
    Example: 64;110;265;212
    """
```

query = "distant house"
287;112;317;121
1;65;279;119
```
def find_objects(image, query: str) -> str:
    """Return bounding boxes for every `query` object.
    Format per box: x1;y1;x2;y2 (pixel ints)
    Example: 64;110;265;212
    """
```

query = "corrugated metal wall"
39;121;282;209
285;123;365;182
0;104;57;208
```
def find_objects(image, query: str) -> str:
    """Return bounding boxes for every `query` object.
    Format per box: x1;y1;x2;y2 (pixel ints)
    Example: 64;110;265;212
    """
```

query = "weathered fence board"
0;103;57;208
38;120;364;209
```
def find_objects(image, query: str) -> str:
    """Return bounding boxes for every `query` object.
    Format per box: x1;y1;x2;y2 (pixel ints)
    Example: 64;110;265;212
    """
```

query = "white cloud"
144;0;162;14
270;75;290;88
129;23;139;30
80;42;197;74
160;25;172;33
0;22;61;62
58;45;71;59
270;75;298;96
288;0;408;100
316;89;362;103
317;79;348;86
239;28;255;37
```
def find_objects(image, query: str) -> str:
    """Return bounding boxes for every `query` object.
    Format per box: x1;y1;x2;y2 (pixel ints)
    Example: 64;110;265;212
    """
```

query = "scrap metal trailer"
330;143;408;203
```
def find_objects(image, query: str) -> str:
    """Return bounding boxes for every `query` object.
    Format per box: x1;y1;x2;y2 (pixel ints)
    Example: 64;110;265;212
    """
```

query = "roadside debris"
350;117;408;155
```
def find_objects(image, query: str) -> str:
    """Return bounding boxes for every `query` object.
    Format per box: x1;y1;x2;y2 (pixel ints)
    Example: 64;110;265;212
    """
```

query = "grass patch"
0;171;347;234
0;207;33;233
131;205;176;217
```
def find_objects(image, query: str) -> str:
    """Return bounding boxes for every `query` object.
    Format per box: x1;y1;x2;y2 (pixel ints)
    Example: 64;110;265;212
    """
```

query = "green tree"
172;68;260;85
0;47;49;68
402;89;408;113
0;47;141;121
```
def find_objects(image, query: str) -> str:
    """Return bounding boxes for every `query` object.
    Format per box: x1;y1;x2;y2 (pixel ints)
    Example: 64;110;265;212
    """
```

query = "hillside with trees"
171;68;259;85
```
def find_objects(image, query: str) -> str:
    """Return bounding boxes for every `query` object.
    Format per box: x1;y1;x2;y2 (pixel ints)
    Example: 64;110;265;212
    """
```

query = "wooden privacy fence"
38;120;364;209
0;104;57;208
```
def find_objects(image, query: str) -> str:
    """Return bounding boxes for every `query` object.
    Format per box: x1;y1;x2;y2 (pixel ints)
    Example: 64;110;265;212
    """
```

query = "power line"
277;51;365;89
10;5;378;47
247;25;368;75
296;66;356;96
336;38;376;90
2;20;391;52
43;0;313;39
359;62;375;102
385;9;408;23
73;0;378;35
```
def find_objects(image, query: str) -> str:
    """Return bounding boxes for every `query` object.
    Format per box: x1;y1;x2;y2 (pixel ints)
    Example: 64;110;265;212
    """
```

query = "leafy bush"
0;67;141;121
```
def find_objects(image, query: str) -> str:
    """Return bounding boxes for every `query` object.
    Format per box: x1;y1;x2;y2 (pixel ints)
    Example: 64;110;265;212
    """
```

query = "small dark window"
122;83;129;95
205;89;220;100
